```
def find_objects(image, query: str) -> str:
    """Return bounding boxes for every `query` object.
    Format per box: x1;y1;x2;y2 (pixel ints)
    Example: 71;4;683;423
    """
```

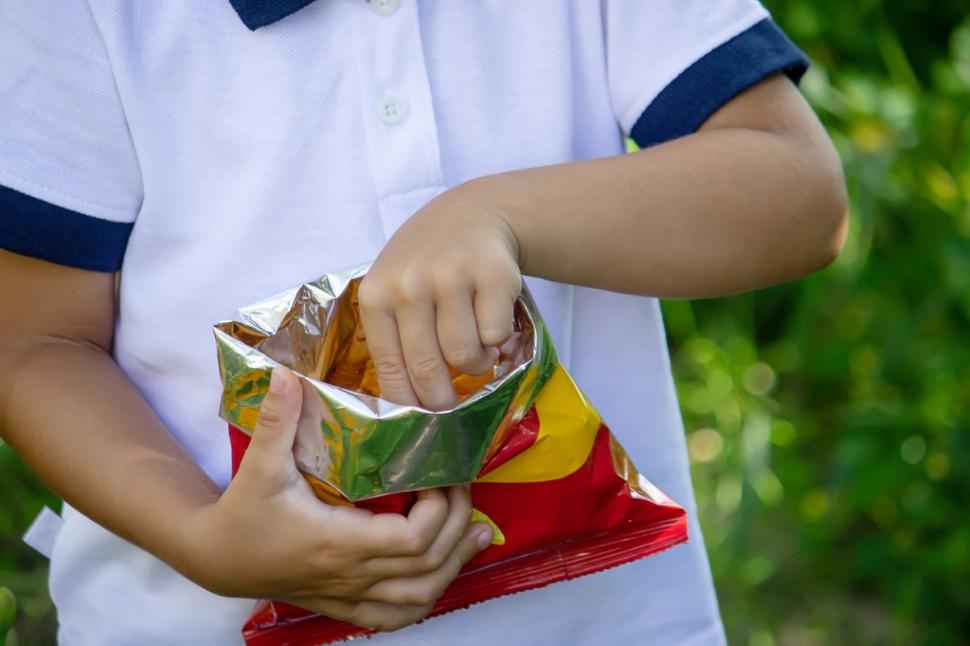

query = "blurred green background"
670;1;970;644
2;1;969;644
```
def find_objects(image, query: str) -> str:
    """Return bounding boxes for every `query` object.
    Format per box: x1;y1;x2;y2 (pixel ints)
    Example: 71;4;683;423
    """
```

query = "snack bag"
214;266;688;645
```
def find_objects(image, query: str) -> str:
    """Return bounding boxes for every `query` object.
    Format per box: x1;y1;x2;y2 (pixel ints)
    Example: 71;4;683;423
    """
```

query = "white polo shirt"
0;2;807;644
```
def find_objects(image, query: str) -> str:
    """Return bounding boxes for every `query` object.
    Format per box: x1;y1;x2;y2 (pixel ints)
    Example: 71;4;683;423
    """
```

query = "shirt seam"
0;168;136;223
619;8;768;133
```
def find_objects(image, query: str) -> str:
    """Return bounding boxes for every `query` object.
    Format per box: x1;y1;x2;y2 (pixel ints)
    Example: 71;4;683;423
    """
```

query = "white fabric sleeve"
0;0;143;271
603;0;809;148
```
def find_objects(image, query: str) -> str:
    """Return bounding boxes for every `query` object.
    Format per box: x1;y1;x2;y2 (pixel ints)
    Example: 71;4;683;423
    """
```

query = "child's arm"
0;251;491;631
496;75;848;297
361;75;848;409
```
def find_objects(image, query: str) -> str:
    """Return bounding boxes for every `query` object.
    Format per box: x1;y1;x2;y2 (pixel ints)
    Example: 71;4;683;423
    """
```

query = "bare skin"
361;75;848;409
0;75;846;631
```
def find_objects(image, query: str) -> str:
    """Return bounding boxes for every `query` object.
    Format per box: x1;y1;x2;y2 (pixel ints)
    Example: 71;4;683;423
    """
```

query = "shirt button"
377;96;408;125
367;0;399;16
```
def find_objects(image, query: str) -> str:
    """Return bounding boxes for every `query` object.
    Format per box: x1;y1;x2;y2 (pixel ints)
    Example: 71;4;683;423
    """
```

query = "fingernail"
476;526;493;550
269;369;287;394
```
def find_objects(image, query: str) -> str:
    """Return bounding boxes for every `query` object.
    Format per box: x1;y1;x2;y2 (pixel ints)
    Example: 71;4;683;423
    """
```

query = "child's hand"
186;368;493;632
359;186;522;410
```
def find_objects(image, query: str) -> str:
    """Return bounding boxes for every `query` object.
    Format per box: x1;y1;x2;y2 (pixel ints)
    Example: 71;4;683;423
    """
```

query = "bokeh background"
2;1;968;644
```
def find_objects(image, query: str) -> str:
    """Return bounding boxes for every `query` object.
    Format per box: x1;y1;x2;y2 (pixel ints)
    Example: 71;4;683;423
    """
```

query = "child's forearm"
0;339;490;628
0;338;221;575
0;251;488;626
467;76;848;298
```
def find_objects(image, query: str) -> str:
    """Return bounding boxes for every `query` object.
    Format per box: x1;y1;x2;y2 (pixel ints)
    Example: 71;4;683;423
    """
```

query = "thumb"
242;367;303;467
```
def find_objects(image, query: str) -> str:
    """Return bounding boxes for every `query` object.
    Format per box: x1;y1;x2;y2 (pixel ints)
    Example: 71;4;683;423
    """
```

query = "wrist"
168;497;232;594
454;175;528;270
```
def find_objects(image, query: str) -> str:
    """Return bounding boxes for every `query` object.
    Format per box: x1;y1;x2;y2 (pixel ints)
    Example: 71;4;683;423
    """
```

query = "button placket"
351;0;446;239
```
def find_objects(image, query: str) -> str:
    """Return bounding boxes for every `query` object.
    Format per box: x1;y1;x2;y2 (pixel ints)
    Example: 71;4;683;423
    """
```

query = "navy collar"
229;0;319;30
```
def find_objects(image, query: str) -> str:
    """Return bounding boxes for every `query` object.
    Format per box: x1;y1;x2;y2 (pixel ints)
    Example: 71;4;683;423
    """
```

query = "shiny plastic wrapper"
214;266;688;645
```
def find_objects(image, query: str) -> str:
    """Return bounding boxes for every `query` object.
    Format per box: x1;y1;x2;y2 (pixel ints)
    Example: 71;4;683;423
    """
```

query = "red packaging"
227;364;688;645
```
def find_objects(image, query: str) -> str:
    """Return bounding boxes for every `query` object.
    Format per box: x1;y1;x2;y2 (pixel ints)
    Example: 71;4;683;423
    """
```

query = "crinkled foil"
214;265;558;501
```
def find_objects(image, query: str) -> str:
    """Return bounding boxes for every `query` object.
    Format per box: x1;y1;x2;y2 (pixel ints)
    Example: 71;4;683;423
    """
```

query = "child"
0;1;846;644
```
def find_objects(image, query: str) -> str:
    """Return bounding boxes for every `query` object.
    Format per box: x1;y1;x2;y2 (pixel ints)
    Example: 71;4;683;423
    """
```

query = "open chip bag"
213;265;689;645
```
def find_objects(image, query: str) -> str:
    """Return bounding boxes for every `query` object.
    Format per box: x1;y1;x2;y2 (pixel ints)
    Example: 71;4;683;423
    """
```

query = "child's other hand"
359;185;522;410
186;368;493;632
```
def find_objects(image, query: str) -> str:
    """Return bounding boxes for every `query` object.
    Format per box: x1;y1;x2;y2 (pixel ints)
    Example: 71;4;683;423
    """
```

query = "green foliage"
0;2;967;645
0;446;57;645
670;1;970;643
0;587;16;646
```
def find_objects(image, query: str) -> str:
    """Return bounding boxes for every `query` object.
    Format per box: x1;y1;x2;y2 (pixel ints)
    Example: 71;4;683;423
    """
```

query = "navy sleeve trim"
229;0;317;30
0;184;133;272
630;19;810;149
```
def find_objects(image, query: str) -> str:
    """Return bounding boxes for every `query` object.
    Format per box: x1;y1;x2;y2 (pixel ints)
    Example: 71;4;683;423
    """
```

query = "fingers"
360;267;519;410
365;486;473;578
397;304;458;411
361;521;492;607
473;278;519;347
435;290;493;376
294;490;489;627
352;488;451;558
359;307;419;407
241;367;303;467
298;597;432;633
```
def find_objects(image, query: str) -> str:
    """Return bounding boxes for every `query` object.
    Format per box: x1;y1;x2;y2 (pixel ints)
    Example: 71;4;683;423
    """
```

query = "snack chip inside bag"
214;265;688;645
